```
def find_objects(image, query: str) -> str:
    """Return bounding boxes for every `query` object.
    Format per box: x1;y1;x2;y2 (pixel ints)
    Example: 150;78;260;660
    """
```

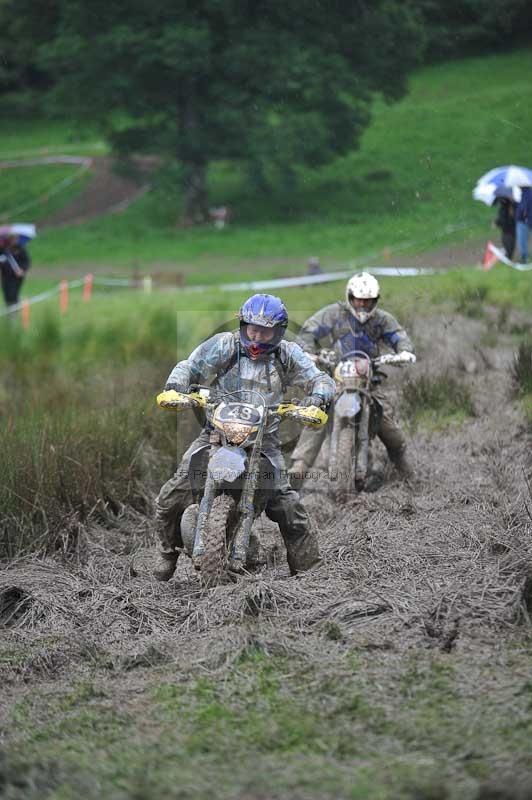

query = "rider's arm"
296;304;339;354
380;311;415;355
282;342;335;405
164;332;236;392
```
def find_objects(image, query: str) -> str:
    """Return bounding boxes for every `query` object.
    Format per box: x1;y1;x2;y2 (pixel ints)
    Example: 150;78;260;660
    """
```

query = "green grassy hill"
2;48;532;287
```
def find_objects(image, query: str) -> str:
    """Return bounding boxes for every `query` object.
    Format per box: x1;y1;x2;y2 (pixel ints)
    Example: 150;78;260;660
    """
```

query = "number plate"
336;361;358;378
217;403;262;425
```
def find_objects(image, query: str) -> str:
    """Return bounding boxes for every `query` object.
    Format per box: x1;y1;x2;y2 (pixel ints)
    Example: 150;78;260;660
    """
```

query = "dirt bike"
315;348;413;503
157;387;327;585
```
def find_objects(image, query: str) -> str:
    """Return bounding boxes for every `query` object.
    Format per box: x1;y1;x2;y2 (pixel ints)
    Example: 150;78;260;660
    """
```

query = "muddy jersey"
165;332;335;435
297;302;414;360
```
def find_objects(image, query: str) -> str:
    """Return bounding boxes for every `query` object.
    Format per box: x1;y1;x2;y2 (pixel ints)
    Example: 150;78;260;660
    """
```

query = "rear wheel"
334;426;355;504
201;495;236;587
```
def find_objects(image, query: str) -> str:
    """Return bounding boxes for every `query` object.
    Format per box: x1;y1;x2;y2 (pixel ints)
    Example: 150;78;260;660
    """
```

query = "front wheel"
201;495;236;587
333;426;355;504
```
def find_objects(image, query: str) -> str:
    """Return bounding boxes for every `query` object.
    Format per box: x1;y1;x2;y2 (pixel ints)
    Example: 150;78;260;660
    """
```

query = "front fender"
208;446;247;483
335;391;361;419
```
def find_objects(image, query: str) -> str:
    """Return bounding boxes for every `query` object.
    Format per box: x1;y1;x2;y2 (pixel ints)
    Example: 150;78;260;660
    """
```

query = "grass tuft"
512;338;532;396
401;372;476;429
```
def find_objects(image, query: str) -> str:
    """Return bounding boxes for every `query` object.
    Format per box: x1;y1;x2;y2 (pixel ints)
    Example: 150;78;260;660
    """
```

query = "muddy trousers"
154;431;320;575
290;389;407;469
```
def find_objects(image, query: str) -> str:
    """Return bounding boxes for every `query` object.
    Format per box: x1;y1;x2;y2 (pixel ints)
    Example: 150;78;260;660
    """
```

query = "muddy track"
0;309;531;792
0;309;530;659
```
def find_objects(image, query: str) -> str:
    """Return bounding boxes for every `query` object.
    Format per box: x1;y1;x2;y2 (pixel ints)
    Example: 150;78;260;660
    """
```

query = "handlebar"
315;348;415;368
156;391;328;428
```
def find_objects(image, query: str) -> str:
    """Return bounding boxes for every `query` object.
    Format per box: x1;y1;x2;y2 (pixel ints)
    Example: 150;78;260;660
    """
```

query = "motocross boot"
153;549;179;581
288;460;307;492
387;447;414;480
285;525;322;576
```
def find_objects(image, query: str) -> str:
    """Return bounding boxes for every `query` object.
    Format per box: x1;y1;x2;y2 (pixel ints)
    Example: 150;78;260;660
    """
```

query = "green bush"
455;285;489;318
0;408;145;557
0;362;180;558
401;371;475;428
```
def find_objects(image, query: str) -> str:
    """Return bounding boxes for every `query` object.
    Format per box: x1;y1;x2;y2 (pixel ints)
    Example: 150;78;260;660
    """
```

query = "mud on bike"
315;349;413;503
157;387;327;585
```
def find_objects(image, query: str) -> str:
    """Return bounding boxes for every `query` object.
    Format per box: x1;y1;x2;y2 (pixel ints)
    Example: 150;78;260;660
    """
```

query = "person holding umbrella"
0;224;35;308
516;186;532;264
474;166;532;264
493;195;516;260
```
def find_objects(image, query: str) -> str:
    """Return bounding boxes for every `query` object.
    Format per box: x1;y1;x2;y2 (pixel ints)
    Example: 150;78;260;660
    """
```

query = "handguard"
156;390;207;410
376;351;416;367
276;402;328;429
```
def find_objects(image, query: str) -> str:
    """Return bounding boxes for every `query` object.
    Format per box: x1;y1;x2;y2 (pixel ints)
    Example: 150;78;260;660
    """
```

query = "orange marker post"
83;273;93;302
21;300;30;330
482;241;499;272
59;280;69;314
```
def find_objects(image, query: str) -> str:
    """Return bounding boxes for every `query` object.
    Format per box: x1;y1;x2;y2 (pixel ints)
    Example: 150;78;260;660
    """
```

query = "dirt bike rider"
289;272;416;488
153;293;335;582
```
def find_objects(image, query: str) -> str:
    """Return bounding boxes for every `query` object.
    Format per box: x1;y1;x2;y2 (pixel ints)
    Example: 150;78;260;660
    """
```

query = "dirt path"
38;156;152;228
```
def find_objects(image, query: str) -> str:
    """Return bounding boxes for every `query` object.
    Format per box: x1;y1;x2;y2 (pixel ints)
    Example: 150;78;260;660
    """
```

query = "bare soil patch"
38;156;152;229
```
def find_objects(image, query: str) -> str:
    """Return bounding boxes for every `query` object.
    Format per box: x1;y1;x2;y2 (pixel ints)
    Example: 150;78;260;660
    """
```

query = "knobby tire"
335;426;355;505
201;495;236;587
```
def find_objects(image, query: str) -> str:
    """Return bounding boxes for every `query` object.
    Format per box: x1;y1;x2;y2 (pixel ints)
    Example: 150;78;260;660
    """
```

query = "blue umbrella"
476;165;532;189
473;183;521;207
0;223;36;246
0;224;36;277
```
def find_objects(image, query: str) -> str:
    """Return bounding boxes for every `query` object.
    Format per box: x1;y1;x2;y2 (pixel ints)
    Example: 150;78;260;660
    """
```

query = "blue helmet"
238;294;288;357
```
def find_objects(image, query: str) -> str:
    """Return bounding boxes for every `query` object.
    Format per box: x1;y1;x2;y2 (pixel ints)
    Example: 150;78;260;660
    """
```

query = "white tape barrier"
0;242;527;318
0;279;85;317
0;156;93;219
488;243;532;272
182;266;435;293
0;268;435;317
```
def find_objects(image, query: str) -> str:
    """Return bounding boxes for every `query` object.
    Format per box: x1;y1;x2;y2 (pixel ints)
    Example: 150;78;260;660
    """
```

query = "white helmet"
346;272;380;323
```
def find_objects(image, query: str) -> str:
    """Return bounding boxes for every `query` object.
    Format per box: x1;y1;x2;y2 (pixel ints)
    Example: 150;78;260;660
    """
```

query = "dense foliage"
2;1;530;217
1;0;424;218
419;0;532;60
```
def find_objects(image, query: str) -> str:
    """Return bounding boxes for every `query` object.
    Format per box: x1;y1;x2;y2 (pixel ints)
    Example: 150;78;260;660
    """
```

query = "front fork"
192;427;265;569
355;399;370;484
229;426;265;568
329;392;371;484
192;432;220;561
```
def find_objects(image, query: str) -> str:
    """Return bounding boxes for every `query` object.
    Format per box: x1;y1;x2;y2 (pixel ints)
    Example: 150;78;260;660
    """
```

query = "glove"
300;394;325;408
164;381;188;393
318;348;337;367
397;351;416;365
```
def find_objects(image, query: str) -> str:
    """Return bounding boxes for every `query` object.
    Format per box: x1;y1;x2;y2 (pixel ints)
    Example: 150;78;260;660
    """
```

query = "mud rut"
1;309;531;780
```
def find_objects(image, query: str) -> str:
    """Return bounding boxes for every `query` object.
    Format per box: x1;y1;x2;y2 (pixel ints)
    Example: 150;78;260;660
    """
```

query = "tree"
12;0;424;221
0;0;59;108
418;0;532;60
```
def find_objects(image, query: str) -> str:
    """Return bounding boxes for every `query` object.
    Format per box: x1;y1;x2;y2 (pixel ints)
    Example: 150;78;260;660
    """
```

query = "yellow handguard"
156;390;207;411
276;402;328;429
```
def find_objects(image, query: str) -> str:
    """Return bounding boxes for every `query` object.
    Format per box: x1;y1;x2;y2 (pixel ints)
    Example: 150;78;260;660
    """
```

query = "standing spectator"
307;256;322;276
516;186;532;264
0;235;31;308
493;197;516;260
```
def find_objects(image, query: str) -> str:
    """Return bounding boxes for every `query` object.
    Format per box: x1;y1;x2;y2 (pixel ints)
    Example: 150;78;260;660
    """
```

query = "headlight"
212;401;262;444
222;422;254;445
